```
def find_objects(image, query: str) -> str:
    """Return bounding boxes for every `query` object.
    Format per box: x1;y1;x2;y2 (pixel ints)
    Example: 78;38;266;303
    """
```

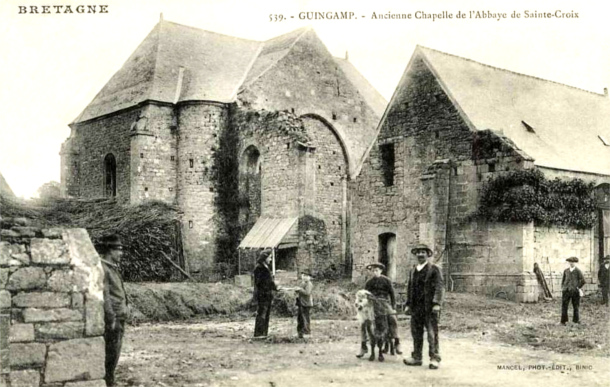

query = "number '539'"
269;14;285;21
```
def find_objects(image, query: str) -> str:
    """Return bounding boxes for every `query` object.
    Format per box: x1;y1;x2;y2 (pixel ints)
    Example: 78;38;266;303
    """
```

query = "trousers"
297;304;311;336
561;290;580;323
254;297;273;337
104;319;125;386
410;308;441;362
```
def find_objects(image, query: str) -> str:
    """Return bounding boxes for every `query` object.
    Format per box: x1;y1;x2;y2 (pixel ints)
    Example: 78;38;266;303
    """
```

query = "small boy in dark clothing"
295;270;314;338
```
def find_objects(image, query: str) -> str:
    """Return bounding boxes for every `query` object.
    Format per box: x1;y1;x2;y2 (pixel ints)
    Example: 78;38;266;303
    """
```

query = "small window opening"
291;108;295;114
330;182;334;186
209;187;214;192
140;153;144;158
318;165;321;170
380;143;395;187
287;143;291;149
170;156;175;161
144;187;148;192
435;131;440;139
104;153;117;198
332;112;337;120
488;163;496;173
189;159;194;168
353;117;358;123
188;220;193;229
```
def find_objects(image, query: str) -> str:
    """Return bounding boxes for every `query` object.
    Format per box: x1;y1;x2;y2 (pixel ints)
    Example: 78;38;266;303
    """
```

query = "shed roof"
417;46;610;176
238;217;298;249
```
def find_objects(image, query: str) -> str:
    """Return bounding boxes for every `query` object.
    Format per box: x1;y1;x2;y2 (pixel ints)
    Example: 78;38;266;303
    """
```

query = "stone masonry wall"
129;103;177;204
176;102;228;275
69;108;141;202
352;56;474;283
0;221;105;387
238;29;379;175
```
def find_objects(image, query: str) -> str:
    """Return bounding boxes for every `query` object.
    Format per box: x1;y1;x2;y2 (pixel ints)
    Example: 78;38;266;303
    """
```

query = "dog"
354;290;394;362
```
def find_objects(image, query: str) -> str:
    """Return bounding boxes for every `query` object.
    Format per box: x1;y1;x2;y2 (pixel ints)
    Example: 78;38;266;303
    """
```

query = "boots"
356;341;368;358
395;338;402;355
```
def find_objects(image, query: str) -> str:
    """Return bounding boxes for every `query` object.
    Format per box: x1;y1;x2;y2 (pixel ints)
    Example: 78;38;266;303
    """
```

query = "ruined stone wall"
238;29;379;174
129;103;177;204
352;56;474;283
59;136;80;198
234;109;307;221
69;108;141;202
302;117;348;265
0;223;105;387
176;102;228;275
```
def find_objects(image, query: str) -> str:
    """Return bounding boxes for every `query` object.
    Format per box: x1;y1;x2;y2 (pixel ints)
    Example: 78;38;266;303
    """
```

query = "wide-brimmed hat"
366;262;385;271
98;234;123;248
566;257;579;263
257;250;272;263
411;243;433;256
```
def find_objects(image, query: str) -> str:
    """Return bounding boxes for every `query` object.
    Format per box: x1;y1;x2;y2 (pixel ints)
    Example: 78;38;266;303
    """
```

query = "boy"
295;269;314;338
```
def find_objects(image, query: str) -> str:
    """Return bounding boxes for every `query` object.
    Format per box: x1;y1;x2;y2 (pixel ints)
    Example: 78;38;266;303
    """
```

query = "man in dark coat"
97;234;129;387
598;255;610;306
561;256;586;324
253;250;279;338
403;243;444;370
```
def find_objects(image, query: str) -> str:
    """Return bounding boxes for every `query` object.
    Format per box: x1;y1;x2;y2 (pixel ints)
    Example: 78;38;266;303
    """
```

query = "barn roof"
417;46;610;176
73;21;384;125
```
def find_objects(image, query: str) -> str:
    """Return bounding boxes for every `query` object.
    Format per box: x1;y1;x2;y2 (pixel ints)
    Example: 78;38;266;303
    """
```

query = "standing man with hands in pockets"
403;243;444;370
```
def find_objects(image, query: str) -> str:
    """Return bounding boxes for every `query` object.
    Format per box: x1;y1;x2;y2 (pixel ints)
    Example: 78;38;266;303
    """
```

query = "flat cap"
566;257;579;263
366;262;386;271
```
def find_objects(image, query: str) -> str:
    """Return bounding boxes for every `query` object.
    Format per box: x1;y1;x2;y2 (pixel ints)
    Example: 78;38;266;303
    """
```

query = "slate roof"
417;46;610;176
73;21;384;126
333;57;386;117
0;173;15;198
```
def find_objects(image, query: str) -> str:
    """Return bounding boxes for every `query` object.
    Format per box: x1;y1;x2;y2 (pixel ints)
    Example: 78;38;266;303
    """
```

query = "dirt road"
117;318;608;387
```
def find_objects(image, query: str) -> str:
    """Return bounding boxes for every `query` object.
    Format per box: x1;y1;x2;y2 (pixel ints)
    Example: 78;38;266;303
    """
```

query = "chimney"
604;87;608;97
345;50;349;61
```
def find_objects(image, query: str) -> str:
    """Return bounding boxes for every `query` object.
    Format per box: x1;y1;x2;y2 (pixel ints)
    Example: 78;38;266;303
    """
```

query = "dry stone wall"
0;221;105;387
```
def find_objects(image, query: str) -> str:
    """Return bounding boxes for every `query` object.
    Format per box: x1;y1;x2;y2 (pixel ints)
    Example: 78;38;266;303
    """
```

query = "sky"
1;0;609;198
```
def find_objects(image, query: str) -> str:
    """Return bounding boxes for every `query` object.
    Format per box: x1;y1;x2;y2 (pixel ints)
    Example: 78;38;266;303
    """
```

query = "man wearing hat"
358;262;400;356
403;243;444;370
598;255;610;306
253;250;279;338
561;257;586;324
97;234;129;387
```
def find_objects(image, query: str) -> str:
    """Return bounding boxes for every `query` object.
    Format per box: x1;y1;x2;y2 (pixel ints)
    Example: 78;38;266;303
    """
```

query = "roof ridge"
417;45;606;98
239;27;312;91
160;19;260;43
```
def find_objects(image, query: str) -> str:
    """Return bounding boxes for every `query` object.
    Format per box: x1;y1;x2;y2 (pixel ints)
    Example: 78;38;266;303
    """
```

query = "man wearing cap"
561;257;586;324
598;255;610;306
253;250;279;338
97;234;129;387
360;262;401;356
403;243;444;370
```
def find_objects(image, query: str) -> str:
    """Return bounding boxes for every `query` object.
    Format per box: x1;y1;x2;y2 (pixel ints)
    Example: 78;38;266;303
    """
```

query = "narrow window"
488;163;496;173
332;112;337;120
104;153;117;197
380;143;395;187
353;117;358;123
189;159;194;168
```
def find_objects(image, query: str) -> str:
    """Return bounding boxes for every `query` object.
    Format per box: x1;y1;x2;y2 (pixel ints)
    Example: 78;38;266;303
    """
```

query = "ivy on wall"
477;169;597;229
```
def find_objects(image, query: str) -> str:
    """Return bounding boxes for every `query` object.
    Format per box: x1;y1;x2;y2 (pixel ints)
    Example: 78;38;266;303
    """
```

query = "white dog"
354;289;392;362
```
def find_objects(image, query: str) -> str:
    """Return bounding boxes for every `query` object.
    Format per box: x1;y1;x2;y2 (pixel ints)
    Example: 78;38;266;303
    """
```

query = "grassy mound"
1;195;182;281
125;281;358;323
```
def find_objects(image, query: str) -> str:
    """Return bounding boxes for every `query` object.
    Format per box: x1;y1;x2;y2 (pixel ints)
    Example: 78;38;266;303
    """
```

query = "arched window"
104;153;117;198
240;145;262;225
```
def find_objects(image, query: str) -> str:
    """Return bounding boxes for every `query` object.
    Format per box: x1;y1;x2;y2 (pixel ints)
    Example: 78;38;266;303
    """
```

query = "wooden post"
272;248;276;275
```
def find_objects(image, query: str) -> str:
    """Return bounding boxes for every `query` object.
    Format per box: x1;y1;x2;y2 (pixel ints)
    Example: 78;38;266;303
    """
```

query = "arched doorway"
104;153;117;198
378;232;396;280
